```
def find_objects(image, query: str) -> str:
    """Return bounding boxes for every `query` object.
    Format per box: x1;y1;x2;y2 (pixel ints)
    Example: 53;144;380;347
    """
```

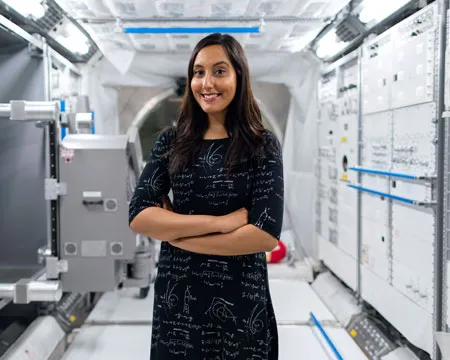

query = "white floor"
62;263;368;360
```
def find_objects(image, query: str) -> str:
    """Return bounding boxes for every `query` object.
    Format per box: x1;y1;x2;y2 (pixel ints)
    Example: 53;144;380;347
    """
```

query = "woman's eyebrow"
194;61;229;68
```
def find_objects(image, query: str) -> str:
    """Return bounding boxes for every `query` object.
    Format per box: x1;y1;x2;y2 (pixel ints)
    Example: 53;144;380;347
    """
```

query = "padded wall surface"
0;46;47;267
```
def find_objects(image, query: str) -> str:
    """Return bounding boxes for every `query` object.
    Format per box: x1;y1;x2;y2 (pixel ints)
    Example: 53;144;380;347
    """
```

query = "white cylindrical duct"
0;281;62;303
0;101;60;122
0;104;11;118
0;284;14;298
27;281;62;302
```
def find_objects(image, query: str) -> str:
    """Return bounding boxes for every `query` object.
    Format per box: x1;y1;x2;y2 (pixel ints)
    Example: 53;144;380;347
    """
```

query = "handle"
310;312;344;360
82;200;104;205
82;191;103;206
347;184;414;204
349;167;418;180
347;184;435;207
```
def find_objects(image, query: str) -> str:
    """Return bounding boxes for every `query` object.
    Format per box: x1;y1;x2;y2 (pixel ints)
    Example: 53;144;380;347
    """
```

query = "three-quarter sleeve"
128;128;173;225
248;130;284;240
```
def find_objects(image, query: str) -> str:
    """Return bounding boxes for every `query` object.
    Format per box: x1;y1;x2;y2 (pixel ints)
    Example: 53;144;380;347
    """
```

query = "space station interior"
2;0;450;359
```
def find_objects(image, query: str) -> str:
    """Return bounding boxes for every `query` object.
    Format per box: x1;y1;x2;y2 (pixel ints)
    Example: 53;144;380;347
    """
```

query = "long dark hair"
167;33;265;175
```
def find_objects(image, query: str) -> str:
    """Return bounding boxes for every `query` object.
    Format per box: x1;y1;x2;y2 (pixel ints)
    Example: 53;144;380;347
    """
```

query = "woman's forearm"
169;224;278;256
129;207;221;241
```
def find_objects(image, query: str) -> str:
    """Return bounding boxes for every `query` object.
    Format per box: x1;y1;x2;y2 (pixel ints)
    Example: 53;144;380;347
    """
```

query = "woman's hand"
162;195;173;212
218;207;248;233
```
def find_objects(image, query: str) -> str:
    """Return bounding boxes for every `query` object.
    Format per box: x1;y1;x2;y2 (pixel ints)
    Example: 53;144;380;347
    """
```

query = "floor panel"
270;279;337;324
63;276;367;359
62;326;152;360
85;287;155;324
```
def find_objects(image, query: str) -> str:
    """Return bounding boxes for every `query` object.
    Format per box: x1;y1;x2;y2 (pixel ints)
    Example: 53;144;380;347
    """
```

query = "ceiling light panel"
102;0;158;17
154;1;186;17
208;0;251;17
319;0;352;18
278;27;321;52
54;0;109;17
136;36;170;52
256;1;283;16
298;2;327;17
288;23;315;37
84;23;134;50
54;0;353;56
127;33;171;52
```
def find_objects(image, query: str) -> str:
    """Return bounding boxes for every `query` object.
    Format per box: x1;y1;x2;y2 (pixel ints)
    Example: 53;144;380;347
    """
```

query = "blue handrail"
348;184;436;207
124;27;260;34
348;184;415;204
349;167;418;180
310;312;344;360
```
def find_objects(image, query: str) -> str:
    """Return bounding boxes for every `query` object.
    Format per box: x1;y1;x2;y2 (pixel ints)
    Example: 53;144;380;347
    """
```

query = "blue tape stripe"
347;185;414;204
310;312;344;360
124;27;260;34
91;111;95;134
60;99;66;113
349;167;416;180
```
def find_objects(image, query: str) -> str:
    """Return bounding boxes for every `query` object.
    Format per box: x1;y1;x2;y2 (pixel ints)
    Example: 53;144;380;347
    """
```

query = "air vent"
104;199;118;212
61;0;96;18
258;1;281;15
335;15;365;43
211;3;232;16
301;2;326;17
64;243;78;256
289;24;311;38
114;2;137;16
176;43;191;50
36;0;64;33
250;33;263;38
172;34;189;39
161;3;184;17
245;43;261;51
93;24;116;35
110;242;123;256
140;43;156;50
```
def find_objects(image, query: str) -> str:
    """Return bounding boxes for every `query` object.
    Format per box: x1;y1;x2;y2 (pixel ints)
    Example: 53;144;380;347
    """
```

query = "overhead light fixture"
52;19;91;55
3;0;46;19
123;27;260;34
359;0;411;24
315;29;347;59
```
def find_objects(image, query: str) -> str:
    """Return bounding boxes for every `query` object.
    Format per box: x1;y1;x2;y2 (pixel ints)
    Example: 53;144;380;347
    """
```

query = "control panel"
347;314;396;358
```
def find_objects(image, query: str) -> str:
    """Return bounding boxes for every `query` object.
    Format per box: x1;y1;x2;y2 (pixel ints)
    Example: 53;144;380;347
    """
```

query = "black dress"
129;127;284;360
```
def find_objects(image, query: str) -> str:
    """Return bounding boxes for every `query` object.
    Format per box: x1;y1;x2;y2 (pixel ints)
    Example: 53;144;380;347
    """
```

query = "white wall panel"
392;103;437;176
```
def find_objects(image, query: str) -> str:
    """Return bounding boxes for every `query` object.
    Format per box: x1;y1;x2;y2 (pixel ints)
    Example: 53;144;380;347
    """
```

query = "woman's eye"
194;70;203;76
216;69;225;75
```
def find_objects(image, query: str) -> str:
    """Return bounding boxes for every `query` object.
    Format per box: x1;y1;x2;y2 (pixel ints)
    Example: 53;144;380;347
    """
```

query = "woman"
129;33;284;360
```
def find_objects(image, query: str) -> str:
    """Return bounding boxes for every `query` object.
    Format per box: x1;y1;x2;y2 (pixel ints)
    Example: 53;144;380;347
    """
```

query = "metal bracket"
14;279;30;304
38;247;68;280
45;257;68;280
45;179;67;200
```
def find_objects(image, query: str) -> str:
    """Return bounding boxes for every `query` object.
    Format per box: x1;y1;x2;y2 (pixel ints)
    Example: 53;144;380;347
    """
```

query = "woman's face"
191;44;237;120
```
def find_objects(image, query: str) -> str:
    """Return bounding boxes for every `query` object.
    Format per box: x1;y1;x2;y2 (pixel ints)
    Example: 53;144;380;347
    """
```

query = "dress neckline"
202;137;231;141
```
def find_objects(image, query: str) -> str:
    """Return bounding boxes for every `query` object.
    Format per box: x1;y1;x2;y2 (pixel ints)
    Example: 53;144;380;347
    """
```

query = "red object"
266;240;287;263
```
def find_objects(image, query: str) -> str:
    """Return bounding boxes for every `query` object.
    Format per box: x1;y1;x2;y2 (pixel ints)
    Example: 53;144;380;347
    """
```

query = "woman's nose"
202;73;214;89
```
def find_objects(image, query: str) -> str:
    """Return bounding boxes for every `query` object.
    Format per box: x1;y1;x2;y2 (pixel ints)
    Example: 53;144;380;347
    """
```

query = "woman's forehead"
194;45;231;66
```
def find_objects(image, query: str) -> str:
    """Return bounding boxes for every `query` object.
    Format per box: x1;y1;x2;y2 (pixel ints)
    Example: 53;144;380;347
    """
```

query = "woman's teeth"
202;94;220;99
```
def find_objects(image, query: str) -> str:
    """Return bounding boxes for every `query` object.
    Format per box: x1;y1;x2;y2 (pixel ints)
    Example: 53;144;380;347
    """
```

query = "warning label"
60;147;74;164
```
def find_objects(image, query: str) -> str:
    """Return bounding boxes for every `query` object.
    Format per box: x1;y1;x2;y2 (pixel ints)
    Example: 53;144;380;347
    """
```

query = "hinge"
45;178;67;200
45;257;68;280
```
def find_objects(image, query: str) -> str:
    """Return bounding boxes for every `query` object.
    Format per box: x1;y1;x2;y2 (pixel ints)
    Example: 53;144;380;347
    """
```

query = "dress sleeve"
248;130;284;240
128;128;173;225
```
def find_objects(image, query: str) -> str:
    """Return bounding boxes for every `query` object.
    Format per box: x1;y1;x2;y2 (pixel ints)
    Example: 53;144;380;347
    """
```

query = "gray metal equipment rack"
0;100;155;304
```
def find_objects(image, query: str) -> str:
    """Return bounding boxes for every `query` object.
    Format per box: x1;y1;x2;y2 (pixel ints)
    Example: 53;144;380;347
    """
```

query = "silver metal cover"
61;134;128;150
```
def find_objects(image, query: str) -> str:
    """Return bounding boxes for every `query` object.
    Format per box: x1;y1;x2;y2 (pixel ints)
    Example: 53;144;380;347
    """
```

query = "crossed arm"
129;198;277;256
